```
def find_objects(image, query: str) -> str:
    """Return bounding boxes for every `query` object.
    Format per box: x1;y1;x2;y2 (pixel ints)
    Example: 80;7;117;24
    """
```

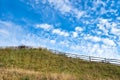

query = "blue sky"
0;0;120;59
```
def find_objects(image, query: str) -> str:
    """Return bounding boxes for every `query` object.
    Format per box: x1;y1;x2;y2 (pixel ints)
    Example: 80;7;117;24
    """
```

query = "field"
0;48;120;80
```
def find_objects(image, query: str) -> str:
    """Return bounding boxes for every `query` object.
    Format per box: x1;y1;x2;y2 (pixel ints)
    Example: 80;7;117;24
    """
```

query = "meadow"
0;47;120;80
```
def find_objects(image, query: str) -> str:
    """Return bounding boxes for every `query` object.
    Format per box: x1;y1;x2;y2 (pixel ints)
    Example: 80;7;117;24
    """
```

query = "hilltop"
0;47;120;80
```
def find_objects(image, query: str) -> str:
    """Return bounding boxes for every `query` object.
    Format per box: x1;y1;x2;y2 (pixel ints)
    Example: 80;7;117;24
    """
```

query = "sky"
0;0;120;59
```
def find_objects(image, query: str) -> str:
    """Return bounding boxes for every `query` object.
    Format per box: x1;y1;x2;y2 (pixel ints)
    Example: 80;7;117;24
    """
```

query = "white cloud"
75;26;83;32
52;29;69;37
59;41;65;45
91;36;101;42
0;20;26;46
84;34;116;46
0;20;23;37
96;18;120;37
59;41;69;47
0;29;9;36
50;40;56;44
0;20;13;28
48;0;71;13
97;19;110;35
35;0;39;4
36;24;53;30
72;32;78;38
52;29;60;34
84;35;101;42
102;38;116;46
69;42;120;59
117;17;120;20
111;27;120;36
48;0;84;19
73;9;85;19
98;23;106;31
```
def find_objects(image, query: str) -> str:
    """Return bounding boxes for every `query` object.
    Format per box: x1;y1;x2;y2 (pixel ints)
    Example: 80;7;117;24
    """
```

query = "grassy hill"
0;48;120;80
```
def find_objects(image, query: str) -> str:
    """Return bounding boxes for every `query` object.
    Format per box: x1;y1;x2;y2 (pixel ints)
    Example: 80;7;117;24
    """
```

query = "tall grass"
0;68;76;80
0;48;120;80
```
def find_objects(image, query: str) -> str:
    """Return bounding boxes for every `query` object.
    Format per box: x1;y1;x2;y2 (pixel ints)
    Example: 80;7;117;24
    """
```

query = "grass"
0;68;76;80
0;48;120;80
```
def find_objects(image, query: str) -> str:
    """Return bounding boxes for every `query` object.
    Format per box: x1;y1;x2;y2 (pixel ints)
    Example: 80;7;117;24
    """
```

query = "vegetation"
0;48;120;80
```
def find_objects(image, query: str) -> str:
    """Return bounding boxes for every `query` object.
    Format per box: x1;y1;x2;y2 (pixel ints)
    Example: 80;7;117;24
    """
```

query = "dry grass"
0;68;77;80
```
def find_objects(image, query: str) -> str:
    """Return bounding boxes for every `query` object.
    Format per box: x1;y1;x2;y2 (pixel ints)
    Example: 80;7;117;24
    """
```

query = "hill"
0;47;120;80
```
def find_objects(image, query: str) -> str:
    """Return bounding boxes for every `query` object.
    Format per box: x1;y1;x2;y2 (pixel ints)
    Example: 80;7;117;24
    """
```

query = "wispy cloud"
48;0;72;14
102;38;116;46
52;28;69;37
84;35;101;42
0;29;9;36
0;20;25;46
35;24;53;31
47;0;85;19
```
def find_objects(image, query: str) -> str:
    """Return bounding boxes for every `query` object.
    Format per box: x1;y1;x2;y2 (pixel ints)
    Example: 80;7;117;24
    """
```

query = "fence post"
75;54;78;58
89;56;91;62
104;58;107;63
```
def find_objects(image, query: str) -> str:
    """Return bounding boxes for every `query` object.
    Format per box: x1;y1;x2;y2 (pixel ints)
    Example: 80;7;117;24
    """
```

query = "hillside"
0;48;120;80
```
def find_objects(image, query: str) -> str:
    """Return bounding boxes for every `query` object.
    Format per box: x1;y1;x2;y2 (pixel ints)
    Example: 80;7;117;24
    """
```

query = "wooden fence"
65;53;120;65
51;50;120;66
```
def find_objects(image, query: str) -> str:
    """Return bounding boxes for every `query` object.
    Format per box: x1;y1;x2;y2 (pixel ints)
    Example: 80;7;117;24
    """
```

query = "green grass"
0;48;120;80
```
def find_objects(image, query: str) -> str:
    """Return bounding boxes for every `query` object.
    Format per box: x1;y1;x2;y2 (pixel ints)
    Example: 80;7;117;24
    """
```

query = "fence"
51;50;120;66
65;53;120;66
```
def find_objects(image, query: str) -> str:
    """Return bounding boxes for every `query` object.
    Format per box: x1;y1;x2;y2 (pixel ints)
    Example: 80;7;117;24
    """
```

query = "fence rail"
51;50;120;66
65;53;120;65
